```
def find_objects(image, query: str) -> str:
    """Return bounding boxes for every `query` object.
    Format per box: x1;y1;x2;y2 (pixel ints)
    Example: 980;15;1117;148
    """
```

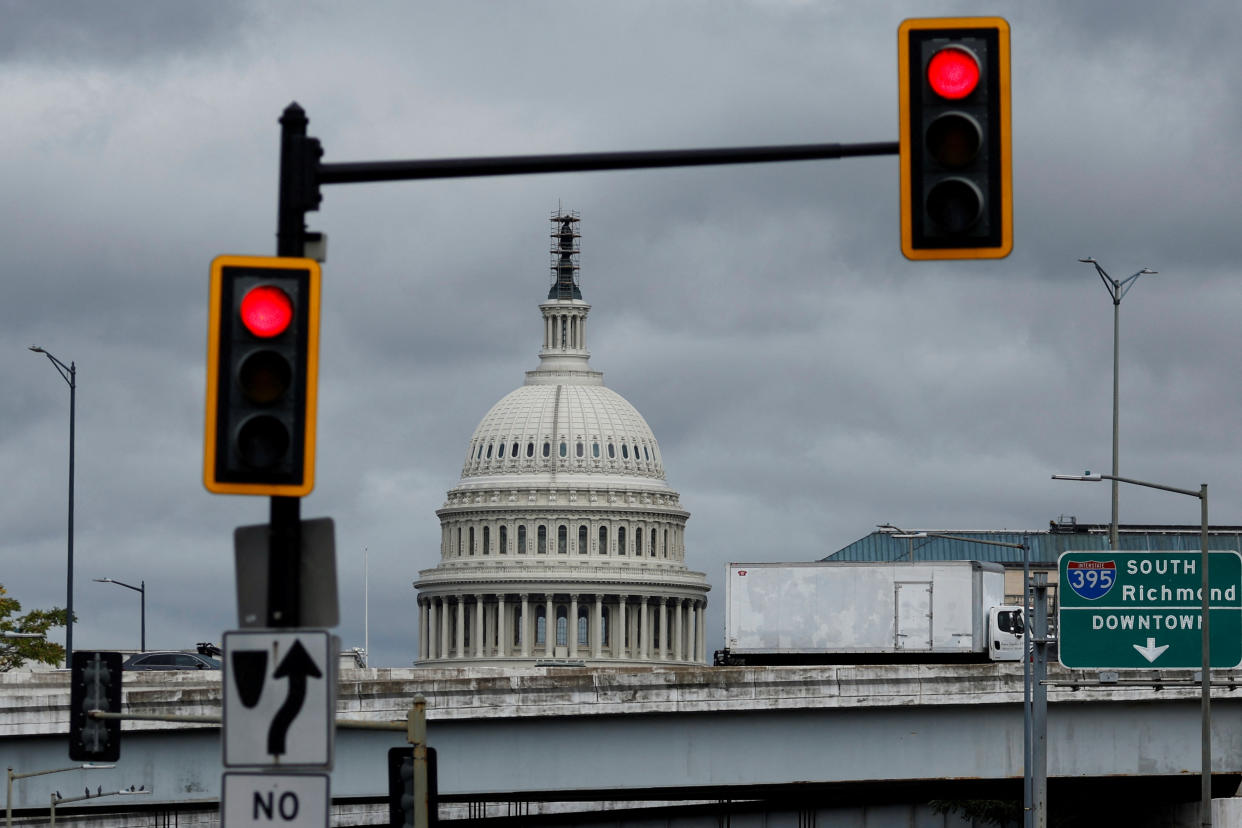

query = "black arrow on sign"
267;639;322;757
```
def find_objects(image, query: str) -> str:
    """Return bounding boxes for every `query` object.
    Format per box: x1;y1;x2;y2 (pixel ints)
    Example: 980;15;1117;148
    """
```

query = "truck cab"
988;605;1024;661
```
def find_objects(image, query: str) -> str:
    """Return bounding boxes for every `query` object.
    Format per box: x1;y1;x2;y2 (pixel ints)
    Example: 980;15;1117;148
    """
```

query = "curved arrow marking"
267;640;323;756
1134;637;1170;663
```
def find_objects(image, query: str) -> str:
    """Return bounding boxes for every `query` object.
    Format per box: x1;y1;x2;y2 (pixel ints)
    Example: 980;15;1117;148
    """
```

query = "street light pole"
1053;472;1211;827
28;346;75;670
1077;259;1157;550
876;524;1042;827
93;578;145;653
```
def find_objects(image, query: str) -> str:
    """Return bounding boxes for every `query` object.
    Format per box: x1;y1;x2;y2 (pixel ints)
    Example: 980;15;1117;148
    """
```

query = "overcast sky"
4;1;1242;667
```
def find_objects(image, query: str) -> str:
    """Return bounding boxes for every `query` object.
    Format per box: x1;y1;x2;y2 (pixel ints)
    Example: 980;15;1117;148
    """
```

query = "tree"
0;584;70;671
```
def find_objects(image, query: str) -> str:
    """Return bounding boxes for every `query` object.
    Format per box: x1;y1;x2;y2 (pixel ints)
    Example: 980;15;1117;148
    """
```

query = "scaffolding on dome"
548;209;582;300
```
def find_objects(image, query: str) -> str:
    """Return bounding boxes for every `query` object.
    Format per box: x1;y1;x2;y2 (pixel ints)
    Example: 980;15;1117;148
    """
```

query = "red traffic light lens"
240;285;293;338
927;46;980;100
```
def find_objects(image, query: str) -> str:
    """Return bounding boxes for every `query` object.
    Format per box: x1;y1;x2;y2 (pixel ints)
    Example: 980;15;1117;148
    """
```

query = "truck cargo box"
723;560;1012;661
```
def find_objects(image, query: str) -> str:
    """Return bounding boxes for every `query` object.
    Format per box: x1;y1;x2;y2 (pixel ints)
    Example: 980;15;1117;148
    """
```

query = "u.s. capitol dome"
415;211;710;666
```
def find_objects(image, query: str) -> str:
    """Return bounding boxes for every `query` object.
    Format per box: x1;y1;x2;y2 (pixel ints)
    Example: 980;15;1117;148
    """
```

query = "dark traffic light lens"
927;46;980;100
240;285;294;338
237;415;290;469
926;113;981;168
238;350;292;405
926;178;983;234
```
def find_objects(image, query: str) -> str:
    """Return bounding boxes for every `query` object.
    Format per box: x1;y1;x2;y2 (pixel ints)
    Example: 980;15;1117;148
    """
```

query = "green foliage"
0;584;69;671
930;799;1021;827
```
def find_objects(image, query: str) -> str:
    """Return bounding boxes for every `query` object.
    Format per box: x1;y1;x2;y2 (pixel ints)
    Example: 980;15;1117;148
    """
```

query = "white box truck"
716;560;1024;665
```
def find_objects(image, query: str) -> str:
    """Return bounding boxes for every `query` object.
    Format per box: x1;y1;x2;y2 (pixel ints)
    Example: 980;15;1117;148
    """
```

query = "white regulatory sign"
222;772;329;827
223;630;336;768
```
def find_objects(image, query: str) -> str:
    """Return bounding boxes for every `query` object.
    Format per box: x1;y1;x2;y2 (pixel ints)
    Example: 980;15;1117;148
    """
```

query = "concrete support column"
426;598;436;660
639;597;650;660
569;594;579;658
615;598;626;659
418;599;428;661
674;598;684;661
593;594;603;659
686;599;697;663
475;594;484;658
440;598;450;659
545;593;554;657
497;594;507;658
455;597;465;658
520;593;531;657
696;602;705;664
658;598;668;660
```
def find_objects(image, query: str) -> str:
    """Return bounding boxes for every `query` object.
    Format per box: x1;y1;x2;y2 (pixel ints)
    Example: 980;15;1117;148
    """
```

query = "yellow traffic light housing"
205;255;321;496
899;17;1012;260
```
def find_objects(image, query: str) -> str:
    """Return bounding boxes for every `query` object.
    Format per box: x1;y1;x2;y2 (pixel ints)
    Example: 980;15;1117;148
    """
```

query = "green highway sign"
1058;550;1242;670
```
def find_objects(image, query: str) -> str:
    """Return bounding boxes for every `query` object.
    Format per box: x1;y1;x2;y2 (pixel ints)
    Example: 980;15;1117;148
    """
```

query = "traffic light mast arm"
315;141;899;185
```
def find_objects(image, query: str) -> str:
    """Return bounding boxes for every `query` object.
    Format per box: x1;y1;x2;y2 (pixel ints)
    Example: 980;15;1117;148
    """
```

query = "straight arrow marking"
267;639;323;756
1133;637;1170;663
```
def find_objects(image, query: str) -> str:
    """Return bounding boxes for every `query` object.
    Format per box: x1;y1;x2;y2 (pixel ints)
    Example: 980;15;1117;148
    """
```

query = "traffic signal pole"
268;104;319;628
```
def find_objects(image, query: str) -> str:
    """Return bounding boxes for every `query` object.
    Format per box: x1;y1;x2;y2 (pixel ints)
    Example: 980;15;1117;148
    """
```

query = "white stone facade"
415;212;710;666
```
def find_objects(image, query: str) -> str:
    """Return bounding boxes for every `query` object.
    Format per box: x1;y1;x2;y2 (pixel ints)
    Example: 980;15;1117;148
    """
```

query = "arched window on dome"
499;525;508;554
542;442;550;458
482;526;490;555
577;606;589;645
556;606;568;646
468;527;475;555
486;443;493;459
635;530;642;556
456;528;462;557
537;525;547;554
497;442;504;458
575;441;583;458
557;525;567;555
511;442;519;459
621;444;629;459
651;528;657;557
592;442;600;459
618;526;627;555
598;525;607;555
644;446;650;461
607;443;615;459
633;444;640;463
535;606;546;645
518;525;527;555
527;442;534;458
578;525;587;554
663;528;669;558
559;441;567;458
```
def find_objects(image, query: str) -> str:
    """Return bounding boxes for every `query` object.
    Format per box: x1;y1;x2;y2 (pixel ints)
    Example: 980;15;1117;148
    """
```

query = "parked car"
122;651;222;671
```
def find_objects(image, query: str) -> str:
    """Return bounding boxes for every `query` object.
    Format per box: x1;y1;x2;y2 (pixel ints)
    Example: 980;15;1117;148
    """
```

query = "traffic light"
205;255;321;496
388;746;438;827
899;17;1011;260
69;651;122;761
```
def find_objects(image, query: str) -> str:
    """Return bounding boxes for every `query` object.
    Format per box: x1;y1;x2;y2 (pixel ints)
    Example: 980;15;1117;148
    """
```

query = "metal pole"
6;768;13;828
1023;545;1032;828
1201;483;1212;828
1032;572;1049;828
139;581;145;653
48;793;55;827
1110;297;1120;550
409;694;429;828
266;102;309;628
66;363;75;670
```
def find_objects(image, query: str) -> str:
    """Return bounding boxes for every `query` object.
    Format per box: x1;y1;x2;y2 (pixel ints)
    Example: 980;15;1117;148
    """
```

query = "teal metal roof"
825;524;1242;567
